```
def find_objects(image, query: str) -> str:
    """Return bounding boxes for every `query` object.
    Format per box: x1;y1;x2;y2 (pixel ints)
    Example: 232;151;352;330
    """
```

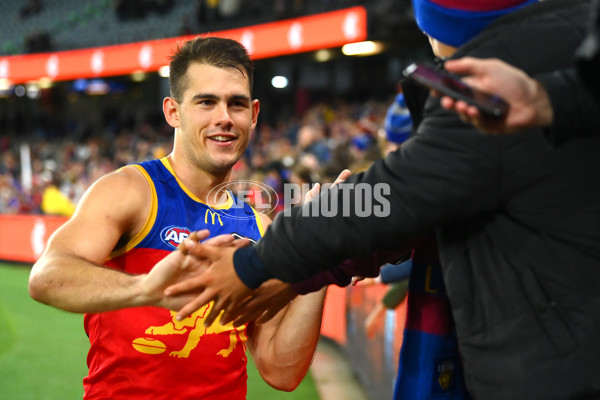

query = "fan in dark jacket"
433;0;600;143
167;1;600;399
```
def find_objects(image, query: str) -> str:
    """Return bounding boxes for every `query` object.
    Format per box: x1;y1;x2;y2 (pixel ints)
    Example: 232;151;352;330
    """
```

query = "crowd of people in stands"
0;96;398;217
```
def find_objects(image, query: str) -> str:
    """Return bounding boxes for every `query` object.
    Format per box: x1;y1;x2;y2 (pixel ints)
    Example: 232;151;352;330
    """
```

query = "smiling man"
28;37;326;399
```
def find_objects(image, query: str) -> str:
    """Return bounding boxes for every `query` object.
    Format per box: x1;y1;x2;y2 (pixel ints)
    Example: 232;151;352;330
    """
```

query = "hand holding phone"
403;62;509;118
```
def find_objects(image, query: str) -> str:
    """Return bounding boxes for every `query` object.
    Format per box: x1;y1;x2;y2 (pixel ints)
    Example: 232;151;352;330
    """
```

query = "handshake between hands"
140;229;298;329
140;169;353;329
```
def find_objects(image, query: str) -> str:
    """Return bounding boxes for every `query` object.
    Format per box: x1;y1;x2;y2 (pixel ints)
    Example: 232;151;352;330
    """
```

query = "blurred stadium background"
0;1;433;399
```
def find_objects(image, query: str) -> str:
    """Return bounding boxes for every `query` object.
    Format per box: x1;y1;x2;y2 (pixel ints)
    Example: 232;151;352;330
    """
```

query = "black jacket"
246;1;600;399
539;67;600;145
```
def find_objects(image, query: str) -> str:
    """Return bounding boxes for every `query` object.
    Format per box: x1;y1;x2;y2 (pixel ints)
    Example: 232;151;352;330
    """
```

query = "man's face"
168;62;259;175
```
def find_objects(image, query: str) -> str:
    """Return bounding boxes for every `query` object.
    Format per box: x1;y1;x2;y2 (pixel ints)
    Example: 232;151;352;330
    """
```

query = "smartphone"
403;62;509;118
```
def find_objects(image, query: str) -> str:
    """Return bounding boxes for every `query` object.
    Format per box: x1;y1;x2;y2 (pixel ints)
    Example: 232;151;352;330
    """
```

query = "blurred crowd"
9;0;383;57
0;95;408;217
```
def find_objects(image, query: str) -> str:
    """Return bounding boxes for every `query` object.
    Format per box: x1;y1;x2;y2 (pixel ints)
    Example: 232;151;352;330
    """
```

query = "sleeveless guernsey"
83;158;264;400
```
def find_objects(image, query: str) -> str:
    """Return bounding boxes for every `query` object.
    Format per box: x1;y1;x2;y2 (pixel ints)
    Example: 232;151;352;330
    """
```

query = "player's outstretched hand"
164;242;253;325
437;57;553;134
141;230;211;310
142;230;249;312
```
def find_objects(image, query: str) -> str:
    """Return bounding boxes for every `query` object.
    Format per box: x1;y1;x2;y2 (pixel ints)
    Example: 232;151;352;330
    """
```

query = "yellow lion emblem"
133;302;246;358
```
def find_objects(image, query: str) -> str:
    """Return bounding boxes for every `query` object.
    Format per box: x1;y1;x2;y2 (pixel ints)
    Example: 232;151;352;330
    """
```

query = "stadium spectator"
434;0;600;141
39;171;76;217
296;123;331;164
0;171;21;214
382;91;412;154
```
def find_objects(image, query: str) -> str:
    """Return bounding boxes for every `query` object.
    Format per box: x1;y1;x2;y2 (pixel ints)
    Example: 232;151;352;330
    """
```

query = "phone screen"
403;63;508;118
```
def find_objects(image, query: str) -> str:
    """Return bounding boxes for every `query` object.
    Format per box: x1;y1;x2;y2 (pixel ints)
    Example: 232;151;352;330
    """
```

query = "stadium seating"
0;0;384;56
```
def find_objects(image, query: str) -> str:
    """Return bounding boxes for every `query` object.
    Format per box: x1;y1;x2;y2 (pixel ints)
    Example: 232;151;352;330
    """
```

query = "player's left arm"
246;213;326;391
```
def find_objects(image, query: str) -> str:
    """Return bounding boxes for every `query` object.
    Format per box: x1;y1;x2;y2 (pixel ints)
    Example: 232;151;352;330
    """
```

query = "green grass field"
0;262;320;399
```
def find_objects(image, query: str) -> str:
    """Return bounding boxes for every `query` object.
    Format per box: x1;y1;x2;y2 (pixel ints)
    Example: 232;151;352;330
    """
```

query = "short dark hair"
168;36;254;102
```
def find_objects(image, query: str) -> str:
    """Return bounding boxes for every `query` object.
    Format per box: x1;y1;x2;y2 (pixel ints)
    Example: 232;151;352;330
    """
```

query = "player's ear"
163;97;180;128
250;99;260;130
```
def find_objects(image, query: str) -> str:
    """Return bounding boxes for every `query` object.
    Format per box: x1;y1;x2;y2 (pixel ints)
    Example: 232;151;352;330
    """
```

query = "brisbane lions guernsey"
83;158;264;400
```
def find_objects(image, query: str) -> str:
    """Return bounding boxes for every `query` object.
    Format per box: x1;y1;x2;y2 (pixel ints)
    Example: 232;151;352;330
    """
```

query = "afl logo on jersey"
160;226;191;249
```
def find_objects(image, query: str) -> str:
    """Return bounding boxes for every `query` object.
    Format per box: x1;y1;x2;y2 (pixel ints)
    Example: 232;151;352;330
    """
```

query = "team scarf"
393;239;471;400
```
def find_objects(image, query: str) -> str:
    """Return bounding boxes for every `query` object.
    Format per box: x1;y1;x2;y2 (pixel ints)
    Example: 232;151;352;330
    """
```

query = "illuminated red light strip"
0;6;367;84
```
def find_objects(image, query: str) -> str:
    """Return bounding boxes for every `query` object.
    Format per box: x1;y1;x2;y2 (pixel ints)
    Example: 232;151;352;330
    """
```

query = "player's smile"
207;132;238;145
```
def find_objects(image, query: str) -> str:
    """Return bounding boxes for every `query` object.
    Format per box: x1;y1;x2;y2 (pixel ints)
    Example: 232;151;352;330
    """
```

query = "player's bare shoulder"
39;164;154;264
74;164;152;228
83;165;148;204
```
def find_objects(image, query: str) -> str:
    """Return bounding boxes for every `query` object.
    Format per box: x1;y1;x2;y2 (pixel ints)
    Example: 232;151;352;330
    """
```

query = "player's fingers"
231;238;252;249
177;237;197;256
202;234;235;247
179;253;200;272
177;243;189;255
189;230;210;241
177;230;209;256
184;240;219;260
182;255;212;276
175;290;213;321
179;240;218;272
164;274;207;296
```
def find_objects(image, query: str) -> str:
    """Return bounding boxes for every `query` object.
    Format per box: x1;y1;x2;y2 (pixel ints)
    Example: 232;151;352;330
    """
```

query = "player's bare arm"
247;285;326;391
243;214;327;391
29;166;211;312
